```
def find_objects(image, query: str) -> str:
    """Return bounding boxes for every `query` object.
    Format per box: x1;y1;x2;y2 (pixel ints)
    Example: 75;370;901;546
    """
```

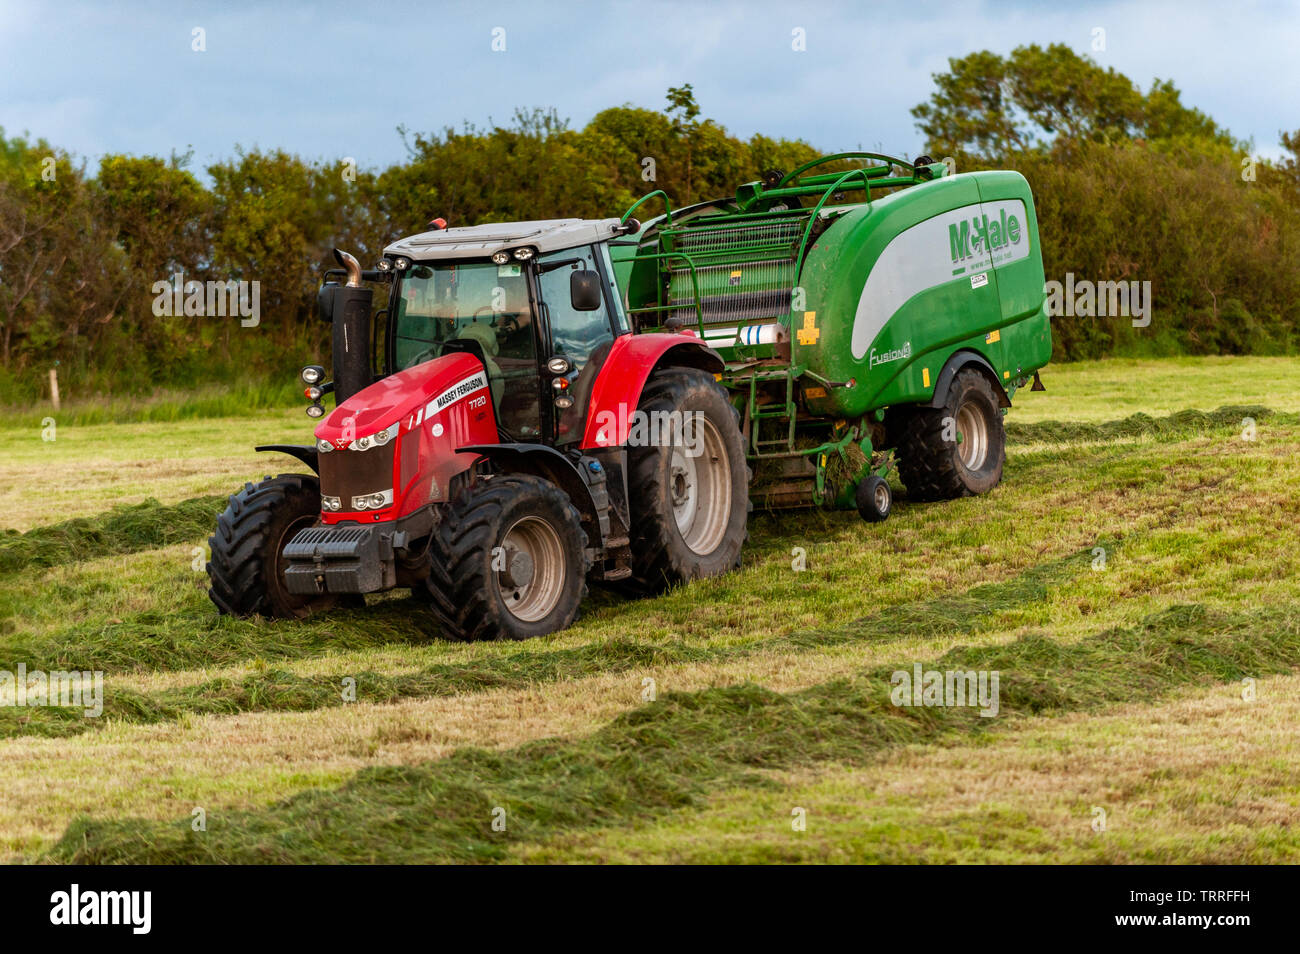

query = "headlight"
317;438;333;454
376;259;392;271
301;365;324;385
491;251;510;265
306;404;324;419
321;495;342;512
347;420;399;451
351;490;393;511
512;247;535;261
394;257;410;270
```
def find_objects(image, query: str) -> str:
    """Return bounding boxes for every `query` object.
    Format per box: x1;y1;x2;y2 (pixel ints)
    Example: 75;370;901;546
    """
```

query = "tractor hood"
314;351;489;449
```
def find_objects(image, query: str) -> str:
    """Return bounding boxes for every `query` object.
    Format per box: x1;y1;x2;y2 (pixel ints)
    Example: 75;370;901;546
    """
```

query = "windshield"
391;261;532;371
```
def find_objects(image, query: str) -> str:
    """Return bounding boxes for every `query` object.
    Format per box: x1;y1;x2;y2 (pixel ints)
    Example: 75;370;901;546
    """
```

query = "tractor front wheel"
207;474;338;619
424;474;588;641
625;367;749;592
897;368;1006;501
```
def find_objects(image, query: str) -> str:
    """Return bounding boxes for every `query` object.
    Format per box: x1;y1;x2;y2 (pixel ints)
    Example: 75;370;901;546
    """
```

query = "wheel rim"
497;515;567;623
873;481;890;513
955;402;989;470
668;414;732;556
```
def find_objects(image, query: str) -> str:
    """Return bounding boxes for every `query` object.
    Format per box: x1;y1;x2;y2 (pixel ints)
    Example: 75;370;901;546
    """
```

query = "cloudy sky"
1;0;1296;174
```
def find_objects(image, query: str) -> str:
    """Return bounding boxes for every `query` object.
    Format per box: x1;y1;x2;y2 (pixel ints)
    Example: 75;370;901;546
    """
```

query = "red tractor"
208;219;749;640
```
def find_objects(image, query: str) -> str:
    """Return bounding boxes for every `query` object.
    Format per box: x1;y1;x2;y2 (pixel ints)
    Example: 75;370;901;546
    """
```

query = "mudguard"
580;332;723;449
926;349;1011;409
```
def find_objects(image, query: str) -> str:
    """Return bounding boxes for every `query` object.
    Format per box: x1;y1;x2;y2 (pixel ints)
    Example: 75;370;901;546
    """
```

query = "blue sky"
1;0;1296;175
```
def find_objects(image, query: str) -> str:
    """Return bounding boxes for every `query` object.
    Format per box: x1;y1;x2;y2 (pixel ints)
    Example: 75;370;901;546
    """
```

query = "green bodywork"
608;153;1052;509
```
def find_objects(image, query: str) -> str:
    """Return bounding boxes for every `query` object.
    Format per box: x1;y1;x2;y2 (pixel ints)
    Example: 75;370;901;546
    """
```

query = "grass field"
1;356;1297;863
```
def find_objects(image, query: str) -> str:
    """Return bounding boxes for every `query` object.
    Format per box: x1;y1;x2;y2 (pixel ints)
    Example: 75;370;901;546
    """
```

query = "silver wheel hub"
955;402;989;470
669;415;732;556
496;516;566;623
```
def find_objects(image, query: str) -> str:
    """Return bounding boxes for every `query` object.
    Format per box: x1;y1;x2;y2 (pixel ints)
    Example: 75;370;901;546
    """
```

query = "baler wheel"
424;474;588;641
624;368;749;593
855;475;892;522
897;368;1006;501
207;474;339;619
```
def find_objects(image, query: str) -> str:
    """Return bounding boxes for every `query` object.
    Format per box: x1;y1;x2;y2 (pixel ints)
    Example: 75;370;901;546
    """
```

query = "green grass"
48;601;1300;863
0;355;1297;862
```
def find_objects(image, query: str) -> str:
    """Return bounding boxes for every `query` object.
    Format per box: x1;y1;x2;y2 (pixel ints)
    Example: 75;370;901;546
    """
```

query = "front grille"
318;440;397;511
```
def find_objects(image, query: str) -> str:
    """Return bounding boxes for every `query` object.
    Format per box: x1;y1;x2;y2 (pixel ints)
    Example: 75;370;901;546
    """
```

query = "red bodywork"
313;352;497;524
580;332;716;448
311;332;717;526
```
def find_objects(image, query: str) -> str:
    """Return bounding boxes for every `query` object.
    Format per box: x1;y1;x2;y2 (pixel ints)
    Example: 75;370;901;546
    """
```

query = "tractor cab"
380;220;631;445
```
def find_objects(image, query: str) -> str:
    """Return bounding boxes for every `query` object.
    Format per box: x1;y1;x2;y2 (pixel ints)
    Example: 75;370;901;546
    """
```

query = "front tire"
897;368;1006;501
425;474;588;641
207;474;337;619
625;367;749;592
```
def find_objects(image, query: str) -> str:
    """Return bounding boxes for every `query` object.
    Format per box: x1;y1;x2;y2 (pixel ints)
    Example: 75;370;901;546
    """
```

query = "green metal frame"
612;152;968;511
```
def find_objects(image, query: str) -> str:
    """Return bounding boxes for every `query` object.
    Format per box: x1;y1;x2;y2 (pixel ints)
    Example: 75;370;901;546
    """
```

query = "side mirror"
317;282;338;323
570;270;602;311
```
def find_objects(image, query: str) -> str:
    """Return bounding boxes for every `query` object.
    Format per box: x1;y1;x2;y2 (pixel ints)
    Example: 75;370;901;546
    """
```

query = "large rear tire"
424;474;588;641
897;368;1006;501
207;474;338;619
624;367;749;593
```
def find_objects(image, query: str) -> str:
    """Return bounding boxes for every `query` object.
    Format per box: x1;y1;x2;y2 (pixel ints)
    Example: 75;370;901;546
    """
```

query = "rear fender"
927;349;1011;409
580;333;723;448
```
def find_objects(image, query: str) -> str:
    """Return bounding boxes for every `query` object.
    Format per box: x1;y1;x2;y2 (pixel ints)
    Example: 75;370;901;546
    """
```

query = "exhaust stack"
330;248;372;405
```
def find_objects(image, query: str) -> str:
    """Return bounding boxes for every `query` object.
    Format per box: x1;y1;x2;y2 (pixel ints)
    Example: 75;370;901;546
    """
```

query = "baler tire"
207;474;338;619
897;368;1006;501
424;474;588;641
623;367;750;594
855;475;892;522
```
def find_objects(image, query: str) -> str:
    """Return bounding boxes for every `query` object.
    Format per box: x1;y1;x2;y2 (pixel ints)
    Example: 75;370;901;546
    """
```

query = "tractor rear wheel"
897;368;1006;501
624;367;749;592
424;474;588;641
207;474;338;619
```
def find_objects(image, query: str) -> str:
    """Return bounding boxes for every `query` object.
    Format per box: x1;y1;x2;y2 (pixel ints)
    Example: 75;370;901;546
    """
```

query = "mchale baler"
208;153;1050;640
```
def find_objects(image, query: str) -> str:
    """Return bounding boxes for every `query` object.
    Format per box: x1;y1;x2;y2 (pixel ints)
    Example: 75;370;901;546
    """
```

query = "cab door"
535;245;619;445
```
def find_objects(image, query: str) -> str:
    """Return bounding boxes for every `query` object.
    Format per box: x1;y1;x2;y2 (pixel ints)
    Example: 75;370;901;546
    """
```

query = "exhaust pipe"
334;248;363;288
329;248;373;405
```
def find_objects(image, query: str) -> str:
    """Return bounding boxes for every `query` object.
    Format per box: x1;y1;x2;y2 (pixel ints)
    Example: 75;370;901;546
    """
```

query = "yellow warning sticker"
805;386;827;399
985;329;1001;344
1003;370;1011;379
729;269;742;286
797;312;819;346
922;367;931;388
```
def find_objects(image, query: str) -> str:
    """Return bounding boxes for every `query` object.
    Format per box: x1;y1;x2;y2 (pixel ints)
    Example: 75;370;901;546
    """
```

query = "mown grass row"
1004;404;1283;444
47;599;1300;864
0;496;227;576
0;543;1095;738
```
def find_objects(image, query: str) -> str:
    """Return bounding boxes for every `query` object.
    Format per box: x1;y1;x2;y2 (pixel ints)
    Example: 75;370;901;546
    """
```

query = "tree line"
1;49;1297;403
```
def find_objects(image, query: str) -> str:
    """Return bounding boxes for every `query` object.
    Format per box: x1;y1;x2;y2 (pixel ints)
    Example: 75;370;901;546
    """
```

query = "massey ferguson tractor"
208;153;1051;641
